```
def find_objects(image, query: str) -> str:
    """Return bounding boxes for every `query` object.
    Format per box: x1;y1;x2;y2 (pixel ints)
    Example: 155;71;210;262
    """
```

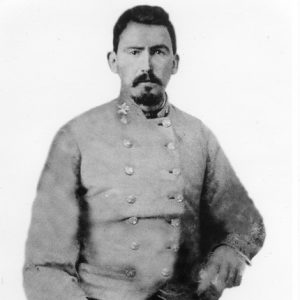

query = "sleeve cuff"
213;242;252;266
217;244;252;266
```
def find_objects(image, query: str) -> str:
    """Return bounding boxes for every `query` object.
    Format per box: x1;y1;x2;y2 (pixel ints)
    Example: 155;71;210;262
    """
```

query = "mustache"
132;71;162;87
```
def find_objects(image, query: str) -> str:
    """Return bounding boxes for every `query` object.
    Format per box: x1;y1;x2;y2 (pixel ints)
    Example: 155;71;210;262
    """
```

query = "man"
23;5;265;300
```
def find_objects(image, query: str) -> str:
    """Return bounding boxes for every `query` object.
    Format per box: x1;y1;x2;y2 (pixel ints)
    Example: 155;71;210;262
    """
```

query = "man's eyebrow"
150;44;170;53
124;45;171;52
125;46;145;50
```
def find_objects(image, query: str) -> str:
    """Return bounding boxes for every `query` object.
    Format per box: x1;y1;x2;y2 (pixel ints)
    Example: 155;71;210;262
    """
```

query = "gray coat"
23;97;265;300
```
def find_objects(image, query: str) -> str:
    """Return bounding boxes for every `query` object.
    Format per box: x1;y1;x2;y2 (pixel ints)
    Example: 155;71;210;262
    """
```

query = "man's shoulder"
171;104;211;137
61;99;118;131
50;99;119;145
72;99;117;123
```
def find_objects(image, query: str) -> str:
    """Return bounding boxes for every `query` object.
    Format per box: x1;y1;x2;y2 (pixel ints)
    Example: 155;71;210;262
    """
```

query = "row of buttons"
122;139;176;151
129;241;178;252
124;266;171;279
124;194;184;205
125;194;184;205
126;216;180;227
118;103;175;281
124;166;181;176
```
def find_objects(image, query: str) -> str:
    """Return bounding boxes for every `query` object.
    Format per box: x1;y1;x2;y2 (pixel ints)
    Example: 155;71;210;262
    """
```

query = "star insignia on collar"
117;102;130;115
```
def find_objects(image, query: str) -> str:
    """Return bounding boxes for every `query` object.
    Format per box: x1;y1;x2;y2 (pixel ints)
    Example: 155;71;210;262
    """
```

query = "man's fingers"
225;266;237;288
212;263;230;291
233;270;243;286
211;262;228;291
198;246;248;296
197;263;220;294
226;262;245;287
233;263;245;286
199;284;223;300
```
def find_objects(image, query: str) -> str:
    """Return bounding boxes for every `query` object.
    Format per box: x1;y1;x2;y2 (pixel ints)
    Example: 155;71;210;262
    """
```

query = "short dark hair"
113;5;177;54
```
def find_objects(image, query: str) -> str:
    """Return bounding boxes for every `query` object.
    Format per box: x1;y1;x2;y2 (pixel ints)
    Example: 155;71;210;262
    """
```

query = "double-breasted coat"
23;97;265;300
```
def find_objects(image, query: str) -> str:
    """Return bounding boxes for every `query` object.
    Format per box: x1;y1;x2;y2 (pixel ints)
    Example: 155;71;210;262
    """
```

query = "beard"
132;88;164;107
131;70;165;107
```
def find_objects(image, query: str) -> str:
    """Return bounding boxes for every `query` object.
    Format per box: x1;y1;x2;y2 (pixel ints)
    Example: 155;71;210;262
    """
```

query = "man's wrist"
213;244;251;266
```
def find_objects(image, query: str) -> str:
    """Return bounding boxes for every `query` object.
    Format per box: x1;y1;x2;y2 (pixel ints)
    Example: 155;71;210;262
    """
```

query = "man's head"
108;5;179;107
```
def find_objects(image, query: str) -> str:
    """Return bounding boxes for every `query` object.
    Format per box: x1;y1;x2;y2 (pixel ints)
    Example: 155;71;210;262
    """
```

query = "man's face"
108;22;179;104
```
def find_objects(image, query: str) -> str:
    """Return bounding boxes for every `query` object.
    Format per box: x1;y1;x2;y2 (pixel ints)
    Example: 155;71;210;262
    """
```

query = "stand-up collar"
116;94;170;125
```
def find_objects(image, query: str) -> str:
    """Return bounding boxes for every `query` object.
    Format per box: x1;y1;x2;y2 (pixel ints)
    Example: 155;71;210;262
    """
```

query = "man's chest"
79;118;206;197
73;113;207;225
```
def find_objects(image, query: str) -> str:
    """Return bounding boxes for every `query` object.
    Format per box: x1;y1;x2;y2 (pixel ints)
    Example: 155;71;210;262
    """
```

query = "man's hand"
197;246;247;299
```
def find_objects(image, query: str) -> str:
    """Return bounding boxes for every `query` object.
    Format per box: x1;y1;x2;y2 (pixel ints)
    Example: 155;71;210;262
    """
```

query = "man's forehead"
118;22;172;49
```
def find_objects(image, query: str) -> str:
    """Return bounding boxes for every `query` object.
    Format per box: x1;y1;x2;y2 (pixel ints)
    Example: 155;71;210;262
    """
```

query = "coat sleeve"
200;128;266;261
23;126;87;300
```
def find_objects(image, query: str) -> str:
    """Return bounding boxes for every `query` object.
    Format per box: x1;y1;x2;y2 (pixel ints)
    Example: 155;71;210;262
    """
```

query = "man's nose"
140;51;152;72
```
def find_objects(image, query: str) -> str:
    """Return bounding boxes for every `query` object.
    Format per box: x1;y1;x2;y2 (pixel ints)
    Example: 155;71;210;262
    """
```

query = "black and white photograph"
0;0;298;299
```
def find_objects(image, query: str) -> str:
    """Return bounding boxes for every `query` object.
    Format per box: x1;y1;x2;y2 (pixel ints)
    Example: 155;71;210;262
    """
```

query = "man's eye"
153;49;165;55
129;50;140;55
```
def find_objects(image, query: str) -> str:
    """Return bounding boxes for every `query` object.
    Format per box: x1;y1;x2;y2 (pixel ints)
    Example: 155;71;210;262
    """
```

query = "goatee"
132;91;164;107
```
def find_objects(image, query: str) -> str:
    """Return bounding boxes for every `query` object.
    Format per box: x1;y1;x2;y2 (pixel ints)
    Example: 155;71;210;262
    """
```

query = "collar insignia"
117;102;130;115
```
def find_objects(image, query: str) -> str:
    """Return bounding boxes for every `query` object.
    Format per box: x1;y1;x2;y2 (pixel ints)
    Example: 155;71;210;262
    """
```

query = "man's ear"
171;54;180;74
107;51;118;74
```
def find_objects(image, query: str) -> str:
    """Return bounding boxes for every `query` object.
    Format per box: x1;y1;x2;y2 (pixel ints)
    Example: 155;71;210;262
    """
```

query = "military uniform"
23;97;265;300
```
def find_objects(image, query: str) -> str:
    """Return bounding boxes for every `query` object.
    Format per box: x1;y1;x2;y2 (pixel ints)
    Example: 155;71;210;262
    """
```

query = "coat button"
128;216;138;225
176;194;184;202
124;267;136;278
171;218;180;227
130;241;140;250
166;142;176;150
162;119;172;128
161;268;171;277
120;115;128;124
127;195;137;204
123;139;133;148
172;245;179;252
171;168;181;176
125;166;134;175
